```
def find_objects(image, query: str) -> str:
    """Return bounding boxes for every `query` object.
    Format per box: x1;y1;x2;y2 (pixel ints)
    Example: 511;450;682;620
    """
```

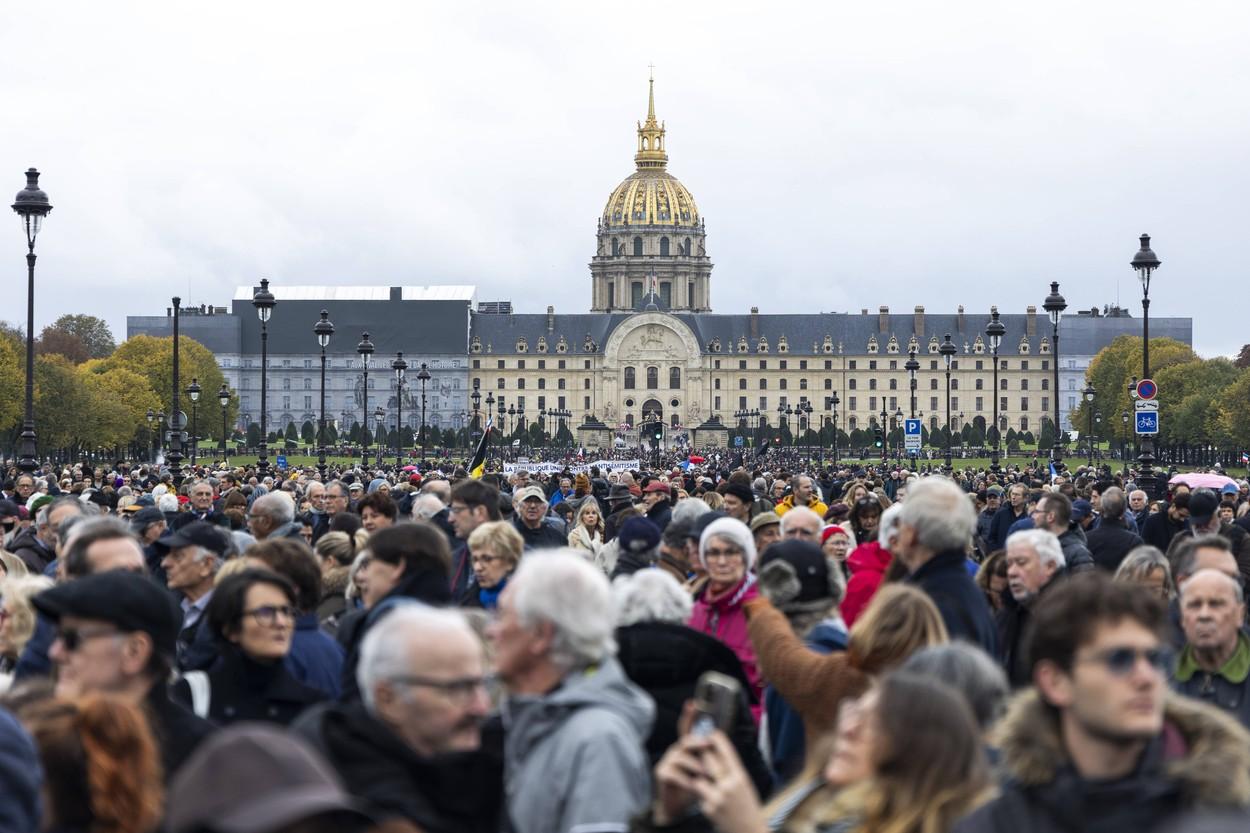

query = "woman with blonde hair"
567;499;605;559
461;520;524;611
0;574;53;688
18;694;164;833
0;550;29;578
745;583;947;754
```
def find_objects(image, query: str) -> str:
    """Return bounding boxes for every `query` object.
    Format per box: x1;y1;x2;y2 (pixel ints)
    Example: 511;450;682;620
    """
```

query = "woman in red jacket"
841;502;904;628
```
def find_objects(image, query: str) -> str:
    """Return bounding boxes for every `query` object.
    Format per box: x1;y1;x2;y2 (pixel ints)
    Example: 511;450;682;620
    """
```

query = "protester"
998;529;1066;687
1173;569;1250;729
1114;545;1175;601
510;485;568;550
567;498;605;558
448;479;503;600
1086;486;1144;571
0;574;52;689
488;551;654;833
974;549;1008;612
840;503;902;627
461;520;523;610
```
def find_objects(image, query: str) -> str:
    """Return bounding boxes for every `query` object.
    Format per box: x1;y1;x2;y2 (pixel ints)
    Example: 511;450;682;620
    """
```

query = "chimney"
861;308;868;316
1026;305;1037;338
750;306;759;340
913;305;925;338
546;305;555;332
878;305;889;333
957;305;965;333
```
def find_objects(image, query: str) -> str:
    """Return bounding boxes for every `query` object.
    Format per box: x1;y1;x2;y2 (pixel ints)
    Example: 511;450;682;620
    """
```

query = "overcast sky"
3;1;1246;357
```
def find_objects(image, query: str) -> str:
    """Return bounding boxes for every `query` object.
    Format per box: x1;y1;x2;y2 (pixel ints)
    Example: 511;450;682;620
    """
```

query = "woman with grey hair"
1114;544;1175;602
613;569;772;796
901;642;1010;734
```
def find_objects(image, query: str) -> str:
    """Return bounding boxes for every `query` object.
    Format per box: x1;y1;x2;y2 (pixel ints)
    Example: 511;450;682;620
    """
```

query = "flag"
469;417;493;478
1241;452;1249;465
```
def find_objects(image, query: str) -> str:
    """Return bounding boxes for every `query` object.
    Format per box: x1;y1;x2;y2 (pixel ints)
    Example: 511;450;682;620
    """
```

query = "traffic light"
653;425;663;441
874;428;883;449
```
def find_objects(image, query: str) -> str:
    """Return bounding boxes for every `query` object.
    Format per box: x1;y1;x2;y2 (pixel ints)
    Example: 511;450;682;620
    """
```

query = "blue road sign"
904;418;922;451
1135;412;1158;435
734;436;744;447
275;454;288;468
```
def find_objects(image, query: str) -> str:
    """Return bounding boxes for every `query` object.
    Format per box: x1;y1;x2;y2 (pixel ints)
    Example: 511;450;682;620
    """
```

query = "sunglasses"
1078;646;1172;676
56;626;121;652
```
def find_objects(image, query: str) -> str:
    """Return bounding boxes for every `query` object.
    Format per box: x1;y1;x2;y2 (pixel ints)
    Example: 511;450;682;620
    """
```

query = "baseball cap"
986;485;1005;497
0;499;19;519
514;485;546;503
1070;499;1094;523
161;521;232;557
749;511;781;534
1187;489;1219;523
130;506;167;531
1220;483;1239;495
643;480;671;495
31;572;182;659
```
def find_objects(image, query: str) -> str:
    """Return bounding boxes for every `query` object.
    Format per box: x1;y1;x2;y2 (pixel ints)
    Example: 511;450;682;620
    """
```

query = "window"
670;367;681;389
759;396;768;410
952;398;958;410
498;360;505;369
869;379;877;390
538;378;546;390
558;360;566;369
1042;397;1049;412
849;361;857;370
800;360;808;370
517;379;525;389
1020;417;1029;430
583;379;590;389
558;379;566;389
780;360;788;370
537;360;545;370
715;396;721;410
659;237;670;256
976;378;983;390
759;360;767;370
283;378;291;391
930;397;939;411
849;379;857;390
825;360;832;370
869;361;877;370
633;236;643;256
1000;378;1008;390
647;367;658;388
538;396;546;410
282;360;291;368
869;397;877;411
1021;379;1029;390
304;396;312;410
759;379;768;389
849;397;857;410
517;360;525;370
1020;361;1029;371
930;379;938;390
930;360;938;370
975;360;983;370
951;379;958;390
780;379;788;390
303;378;311;390
976;396;983;411
497;378;505;390
889;379;897;390
739;360;747;370
800;379;808;389
1041;361;1049;370
1001;396;1008;412
1041;378;1049;390
624;367;636;389
824;379;832;389
1021;397;1029;411
739;378;747;390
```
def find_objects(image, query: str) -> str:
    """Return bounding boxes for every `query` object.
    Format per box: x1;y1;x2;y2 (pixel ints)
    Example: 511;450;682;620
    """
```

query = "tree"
45;315;115;359
1235;344;1250;370
32;355;95;452
1218;369;1250;450
1038;418;1055;452
348;422;360;443
36;328;89;363
0;335;24;436
84;366;161;449
301;420;316;445
1079;335;1197;444
246;423;261;447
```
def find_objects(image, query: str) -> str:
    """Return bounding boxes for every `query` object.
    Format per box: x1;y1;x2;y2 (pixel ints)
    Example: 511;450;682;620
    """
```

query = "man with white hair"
894;477;997;653
488;550;654;833
1172;568;1250;729
294;604;503;831
247;491;303;541
159;521;230;671
779;505;822;543
998;529;1066;687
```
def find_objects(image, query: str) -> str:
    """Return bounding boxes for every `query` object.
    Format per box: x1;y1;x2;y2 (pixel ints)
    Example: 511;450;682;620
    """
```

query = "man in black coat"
641;480;674;533
895;478;997;655
510;485;567;551
1140;490;1190;552
987;483;1029;552
169;479;230;531
1086;486;1144;572
295;604;502;833
997;529;1066;687
602;483;637;543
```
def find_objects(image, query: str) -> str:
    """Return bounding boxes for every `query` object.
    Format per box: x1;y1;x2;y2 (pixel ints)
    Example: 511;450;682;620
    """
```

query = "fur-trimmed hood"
994;688;1250;807
320;564;351;601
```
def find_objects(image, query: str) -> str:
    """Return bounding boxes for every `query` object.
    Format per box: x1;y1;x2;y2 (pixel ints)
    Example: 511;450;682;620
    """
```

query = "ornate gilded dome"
601;76;701;229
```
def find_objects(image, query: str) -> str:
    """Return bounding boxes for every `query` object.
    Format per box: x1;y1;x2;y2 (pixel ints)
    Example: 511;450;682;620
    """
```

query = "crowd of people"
1;452;1250;833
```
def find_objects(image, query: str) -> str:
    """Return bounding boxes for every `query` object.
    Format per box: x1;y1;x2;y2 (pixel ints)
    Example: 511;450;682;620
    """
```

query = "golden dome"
601;76;701;229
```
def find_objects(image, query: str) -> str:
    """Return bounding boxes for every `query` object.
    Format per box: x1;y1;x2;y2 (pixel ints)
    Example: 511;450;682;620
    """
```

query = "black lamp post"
905;347;919;420
156;411;166;462
314;310;334;480
251;279;276;475
894;407;905;461
146;408;155;463
508;405;516;441
12;169;51;474
879;403;888;464
218;384;230;464
392;353;408;469
357;332;374;467
417;362;431;462
374;405;385;466
169;297;184;486
1083;383;1096;467
186;378;201;469
829;393;839;468
1043;281;1067;464
1131;234;1161;488
1121;410;1130;474
471;379;482;439
985;309;1006;473
939;333;956;471
497;395;506;451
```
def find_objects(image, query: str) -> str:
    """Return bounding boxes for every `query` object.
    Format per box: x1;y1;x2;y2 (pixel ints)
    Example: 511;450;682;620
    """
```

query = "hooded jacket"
840;541;891;628
689;575;763;716
502;656;654;833
954;690;1250;833
8;526;52;574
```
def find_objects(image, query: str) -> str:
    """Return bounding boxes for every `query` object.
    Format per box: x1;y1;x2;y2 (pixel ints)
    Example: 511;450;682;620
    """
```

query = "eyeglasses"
855;496;880;508
244;605;297;627
449;504;472;515
471;554;504;566
56;626;121;652
390;673;495;705
704;547;744;561
1076;646;1173;676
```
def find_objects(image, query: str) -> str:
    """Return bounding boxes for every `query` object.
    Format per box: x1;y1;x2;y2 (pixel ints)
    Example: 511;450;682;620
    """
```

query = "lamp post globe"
186;378;201;468
1042;282;1067;464
1131;234;1162;491
1082;383;1097;467
357;332;375;467
218;384;231;464
12;168;52;474
251;279;276;475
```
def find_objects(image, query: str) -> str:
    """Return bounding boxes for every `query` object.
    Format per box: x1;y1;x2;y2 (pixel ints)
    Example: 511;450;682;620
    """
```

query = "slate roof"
1059;314;1192;356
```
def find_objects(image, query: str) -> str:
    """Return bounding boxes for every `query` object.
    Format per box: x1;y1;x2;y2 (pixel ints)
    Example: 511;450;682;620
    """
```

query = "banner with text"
502;460;640;476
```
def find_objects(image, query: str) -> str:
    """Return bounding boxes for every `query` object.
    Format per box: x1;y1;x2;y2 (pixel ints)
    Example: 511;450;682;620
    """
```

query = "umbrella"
1168;472;1237;491
402;464;418;472
688;455;705;465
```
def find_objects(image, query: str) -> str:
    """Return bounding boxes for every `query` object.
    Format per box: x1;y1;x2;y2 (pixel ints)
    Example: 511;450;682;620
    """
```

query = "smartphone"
689;671;741;737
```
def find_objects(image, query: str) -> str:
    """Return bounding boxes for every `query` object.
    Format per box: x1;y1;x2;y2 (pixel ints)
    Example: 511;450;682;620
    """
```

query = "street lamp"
146;408;155;463
879;403;888;464
251;279;276;475
1131;234;1162;489
985;308;1006;473
186;378;201;469
497;395;506;452
905;347;919;420
471;379;482;439
1042;281;1067;464
218;384;230;464
314;310;334;480
1083;383;1096;467
416;362;431;462
1121;410;1130;474
169;297;184;485
894;407;905;461
392;352;408;469
829;393;840;468
939;333;956;471
357;332;374;467
156;411;166;462
12;168;51;474
374;405;385;465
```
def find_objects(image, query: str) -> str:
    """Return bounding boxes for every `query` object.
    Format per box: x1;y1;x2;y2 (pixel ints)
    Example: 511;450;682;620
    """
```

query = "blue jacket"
907;549;998;656
765;619;847;787
286;613;346;699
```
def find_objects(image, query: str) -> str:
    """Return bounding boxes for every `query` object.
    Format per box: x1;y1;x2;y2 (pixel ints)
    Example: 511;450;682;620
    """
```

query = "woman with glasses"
171;568;326;726
460;521;523;611
689;517;763;720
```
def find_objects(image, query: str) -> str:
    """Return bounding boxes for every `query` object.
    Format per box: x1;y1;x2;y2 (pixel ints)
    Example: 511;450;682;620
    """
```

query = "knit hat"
821;524;849;545
698;517;757;571
723;482;754;505
619;517;662;553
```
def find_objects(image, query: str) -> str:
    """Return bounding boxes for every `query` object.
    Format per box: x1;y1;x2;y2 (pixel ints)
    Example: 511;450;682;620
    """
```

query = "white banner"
502;459;639;476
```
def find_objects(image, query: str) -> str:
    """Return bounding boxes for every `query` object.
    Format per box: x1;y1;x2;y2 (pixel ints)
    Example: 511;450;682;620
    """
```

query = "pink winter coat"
688;574;762;720
841;541;893;628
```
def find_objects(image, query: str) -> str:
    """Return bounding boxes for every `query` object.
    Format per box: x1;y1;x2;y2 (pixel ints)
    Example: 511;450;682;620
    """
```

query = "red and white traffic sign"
1136;378;1158;400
